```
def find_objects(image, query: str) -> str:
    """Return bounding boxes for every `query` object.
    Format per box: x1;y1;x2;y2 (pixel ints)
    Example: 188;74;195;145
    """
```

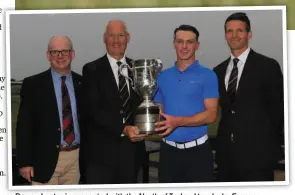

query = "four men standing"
15;12;285;184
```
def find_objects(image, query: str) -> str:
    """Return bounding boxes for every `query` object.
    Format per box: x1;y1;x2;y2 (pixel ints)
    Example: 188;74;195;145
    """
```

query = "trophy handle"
119;62;136;92
154;58;163;74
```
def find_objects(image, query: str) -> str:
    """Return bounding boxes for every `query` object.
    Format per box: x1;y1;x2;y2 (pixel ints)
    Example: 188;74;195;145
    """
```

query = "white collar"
106;53;127;65
230;47;251;64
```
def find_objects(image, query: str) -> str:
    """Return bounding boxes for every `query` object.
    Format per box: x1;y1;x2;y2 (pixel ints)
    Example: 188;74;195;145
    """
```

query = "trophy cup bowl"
119;58;163;134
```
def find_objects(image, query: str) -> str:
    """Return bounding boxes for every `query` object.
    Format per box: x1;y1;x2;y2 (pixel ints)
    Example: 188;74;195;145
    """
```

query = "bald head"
104;20;130;60
105;19;128;34
47;36;74;51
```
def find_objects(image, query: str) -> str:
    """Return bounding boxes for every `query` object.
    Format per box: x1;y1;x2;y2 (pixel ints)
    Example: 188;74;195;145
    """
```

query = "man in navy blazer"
16;36;84;185
82;20;146;184
213;12;284;182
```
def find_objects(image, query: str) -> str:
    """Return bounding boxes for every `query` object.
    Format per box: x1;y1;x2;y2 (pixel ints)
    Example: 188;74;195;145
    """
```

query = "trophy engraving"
119;59;163;134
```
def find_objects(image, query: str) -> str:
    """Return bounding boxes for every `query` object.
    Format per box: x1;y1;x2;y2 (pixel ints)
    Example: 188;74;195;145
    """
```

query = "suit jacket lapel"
71;72;81;95
235;49;255;99
101;54;121;94
43;69;60;121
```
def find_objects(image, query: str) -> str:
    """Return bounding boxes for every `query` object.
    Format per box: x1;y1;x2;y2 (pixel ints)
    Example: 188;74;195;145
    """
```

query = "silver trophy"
119;58;163;134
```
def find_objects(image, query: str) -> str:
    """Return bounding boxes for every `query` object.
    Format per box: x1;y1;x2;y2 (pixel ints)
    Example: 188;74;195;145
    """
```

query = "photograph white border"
5;5;289;190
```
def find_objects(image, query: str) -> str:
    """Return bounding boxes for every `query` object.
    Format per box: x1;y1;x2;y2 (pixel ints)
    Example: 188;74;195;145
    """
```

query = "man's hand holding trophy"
119;58;163;135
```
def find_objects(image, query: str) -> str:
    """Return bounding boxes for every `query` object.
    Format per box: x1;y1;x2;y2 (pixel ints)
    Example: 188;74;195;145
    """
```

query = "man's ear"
46;51;50;61
71;50;76;59
195;41;200;51
248;31;253;40
103;33;107;44
126;32;130;43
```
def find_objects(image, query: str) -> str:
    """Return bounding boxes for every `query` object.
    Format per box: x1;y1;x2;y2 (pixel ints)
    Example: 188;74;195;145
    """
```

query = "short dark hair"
174;24;199;41
224;12;251;32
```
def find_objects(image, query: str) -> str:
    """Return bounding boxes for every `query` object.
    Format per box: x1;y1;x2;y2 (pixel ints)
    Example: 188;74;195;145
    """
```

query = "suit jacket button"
231;110;235;114
58;128;61;131
56;145;60;148
120;110;123;114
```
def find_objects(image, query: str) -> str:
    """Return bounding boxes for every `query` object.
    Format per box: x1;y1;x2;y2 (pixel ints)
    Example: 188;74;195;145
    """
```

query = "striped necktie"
61;76;75;145
117;61;132;124
227;58;239;103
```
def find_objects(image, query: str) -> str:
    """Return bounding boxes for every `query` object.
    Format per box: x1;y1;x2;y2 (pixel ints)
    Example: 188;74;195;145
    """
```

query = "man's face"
104;22;130;59
225;20;252;51
173;30;199;61
46;37;75;73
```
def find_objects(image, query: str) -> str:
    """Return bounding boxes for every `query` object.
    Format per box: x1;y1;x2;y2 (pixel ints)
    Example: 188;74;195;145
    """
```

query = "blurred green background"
16;0;293;28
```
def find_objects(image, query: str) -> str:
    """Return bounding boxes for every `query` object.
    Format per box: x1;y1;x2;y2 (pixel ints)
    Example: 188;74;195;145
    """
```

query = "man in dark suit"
213;12;284;182
16;36;83;185
82;19;146;184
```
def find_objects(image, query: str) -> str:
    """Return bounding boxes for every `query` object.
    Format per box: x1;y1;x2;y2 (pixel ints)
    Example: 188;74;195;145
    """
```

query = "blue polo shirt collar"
173;60;200;72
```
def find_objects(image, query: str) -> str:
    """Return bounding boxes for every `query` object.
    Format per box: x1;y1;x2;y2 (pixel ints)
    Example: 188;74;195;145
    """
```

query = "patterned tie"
61;76;75;145
227;58;239;103
117;61;132;124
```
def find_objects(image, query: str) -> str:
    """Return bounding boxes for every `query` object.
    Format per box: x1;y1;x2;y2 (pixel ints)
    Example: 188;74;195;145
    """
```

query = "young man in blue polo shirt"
153;24;219;183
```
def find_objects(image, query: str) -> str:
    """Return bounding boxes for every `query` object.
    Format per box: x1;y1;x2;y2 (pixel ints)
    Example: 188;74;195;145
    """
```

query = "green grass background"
16;0;293;28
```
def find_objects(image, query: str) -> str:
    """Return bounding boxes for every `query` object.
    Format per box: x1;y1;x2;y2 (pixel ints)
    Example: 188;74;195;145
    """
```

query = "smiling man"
213;12;284;182
153;24;219;183
82;20;145;184
16;36;83;185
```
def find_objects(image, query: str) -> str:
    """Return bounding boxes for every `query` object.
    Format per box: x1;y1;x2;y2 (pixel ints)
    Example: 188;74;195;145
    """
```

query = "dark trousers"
217;143;274;182
85;138;145;184
159;140;213;183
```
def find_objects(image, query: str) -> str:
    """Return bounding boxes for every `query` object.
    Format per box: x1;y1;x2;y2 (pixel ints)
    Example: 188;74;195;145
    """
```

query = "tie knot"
233;58;239;67
116;61;122;66
61;76;67;81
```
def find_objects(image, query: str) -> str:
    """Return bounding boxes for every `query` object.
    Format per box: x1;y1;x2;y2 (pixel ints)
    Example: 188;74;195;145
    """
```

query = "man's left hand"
154;113;181;137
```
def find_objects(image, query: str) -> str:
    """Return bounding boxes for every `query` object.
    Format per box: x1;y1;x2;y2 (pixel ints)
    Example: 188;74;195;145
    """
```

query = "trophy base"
136;122;156;135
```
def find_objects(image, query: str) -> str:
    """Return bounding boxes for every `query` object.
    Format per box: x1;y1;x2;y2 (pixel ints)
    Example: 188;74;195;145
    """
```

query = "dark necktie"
61;76;75;145
227;58;239;103
117;61;132;124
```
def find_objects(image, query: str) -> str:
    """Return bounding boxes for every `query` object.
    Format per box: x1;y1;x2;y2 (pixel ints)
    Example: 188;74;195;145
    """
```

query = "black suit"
82;54;145;184
16;69;83;183
213;49;284;181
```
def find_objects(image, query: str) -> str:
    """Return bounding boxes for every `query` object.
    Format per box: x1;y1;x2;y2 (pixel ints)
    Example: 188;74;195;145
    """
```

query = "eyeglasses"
48;50;72;56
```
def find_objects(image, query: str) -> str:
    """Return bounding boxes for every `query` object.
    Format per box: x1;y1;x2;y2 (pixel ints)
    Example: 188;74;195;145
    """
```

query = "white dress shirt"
225;47;251;90
107;53;130;92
